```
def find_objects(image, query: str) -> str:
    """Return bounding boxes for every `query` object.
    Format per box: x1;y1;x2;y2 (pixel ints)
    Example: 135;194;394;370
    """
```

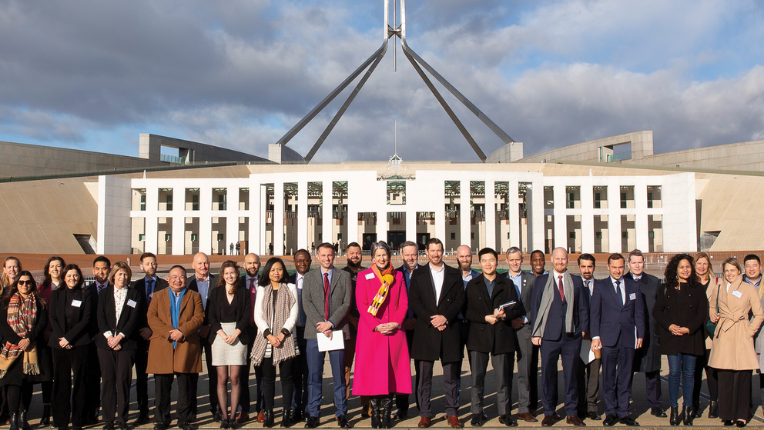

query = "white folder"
317;330;345;352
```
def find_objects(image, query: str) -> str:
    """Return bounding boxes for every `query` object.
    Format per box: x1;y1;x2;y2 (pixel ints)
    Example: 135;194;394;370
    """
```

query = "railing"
160;154;187;164
607;153;632;162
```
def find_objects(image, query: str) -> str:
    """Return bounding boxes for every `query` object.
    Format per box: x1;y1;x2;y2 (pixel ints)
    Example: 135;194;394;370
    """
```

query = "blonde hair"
108;261;133;286
1;257;21;293
694;252;715;281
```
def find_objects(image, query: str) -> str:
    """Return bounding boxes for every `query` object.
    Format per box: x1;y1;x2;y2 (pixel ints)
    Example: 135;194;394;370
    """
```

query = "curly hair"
664;254;696;287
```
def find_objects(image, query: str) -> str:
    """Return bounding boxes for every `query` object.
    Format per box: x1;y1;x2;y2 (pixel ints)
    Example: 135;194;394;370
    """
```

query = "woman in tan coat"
708;258;764;427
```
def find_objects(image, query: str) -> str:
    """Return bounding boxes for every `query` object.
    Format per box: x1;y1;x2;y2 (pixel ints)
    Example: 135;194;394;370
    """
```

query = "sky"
1;0;763;163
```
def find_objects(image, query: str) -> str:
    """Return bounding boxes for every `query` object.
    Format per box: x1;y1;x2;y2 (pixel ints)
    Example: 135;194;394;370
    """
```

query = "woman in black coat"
49;264;92;430
0;271;51;430
653;254;708;426
96;262;144;429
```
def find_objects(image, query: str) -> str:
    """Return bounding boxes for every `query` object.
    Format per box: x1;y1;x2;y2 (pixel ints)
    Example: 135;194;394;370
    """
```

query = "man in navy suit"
590;253;645;427
530;248;588;427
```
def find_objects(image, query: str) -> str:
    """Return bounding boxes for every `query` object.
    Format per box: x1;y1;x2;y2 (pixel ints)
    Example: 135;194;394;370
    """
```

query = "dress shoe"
258;411;266;423
566;415;586;427
117;422;129;430
470;414;482;427
619;416;639;426
103;422;115;430
446;415;462;428
152;424;169;430
723;420;734;426
690;402;699;418
236;412;249;424
541;416;555;427
305;416;320;429
736;421;747;428
393;410;407;421
220;419;230;429
651;407;667;418
337;415;351;429
586;412;601;421
417;417;431;428
134;412;151;426
481;412;488;421
182;424;195;430
517;413;538;423
709;401;719;419
498;415;517;427
602;415;619;427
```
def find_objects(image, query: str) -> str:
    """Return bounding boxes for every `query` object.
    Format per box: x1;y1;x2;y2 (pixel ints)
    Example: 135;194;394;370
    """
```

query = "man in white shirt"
85;256;112;424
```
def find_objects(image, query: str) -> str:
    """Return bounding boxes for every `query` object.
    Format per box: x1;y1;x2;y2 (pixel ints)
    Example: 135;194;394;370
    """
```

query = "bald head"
193;252;210;280
456;245;473;274
551;247;569;274
244;253;261;278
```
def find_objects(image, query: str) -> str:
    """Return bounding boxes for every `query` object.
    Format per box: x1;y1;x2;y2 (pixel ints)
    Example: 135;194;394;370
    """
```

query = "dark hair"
744;254;761;265
294;249;311;259
426;238;443;250
217;260;241;291
317;242;335;253
478;247;498;261
140;252;157;263
577;253;596;265
530;250;544;259
259;258;289;287
607;253;625;265
346;242;361;251
628;249;644;263
3;271;47;309
43;256;66;285
664;254;696;287
61;264;84;290
93;256;111;268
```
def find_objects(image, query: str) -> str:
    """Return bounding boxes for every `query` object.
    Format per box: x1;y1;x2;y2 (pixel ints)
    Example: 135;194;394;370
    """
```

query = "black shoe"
19;412;31;430
498;415;517;427
603;415;619;427
305;417;319;429
152;424;169;430
619;416;639;426
182;424;195;430
470;415;482;427
10;414;19;430
690;402;699;418
369;398;380;429
104;423;115;430
587;412;601;421
651;407;667;418
281;410;292;428
134;412;151;426
290;410;303;424
393;410;407;422
40;405;51;428
669;407;679;426
709;401;719;419
118;422;130;430
736;421;747;428
264;411;275;428
214;412;224;423
682;407;694;426
337;415;351;429
723;420;735;426
381;396;393;429
220;419;229;429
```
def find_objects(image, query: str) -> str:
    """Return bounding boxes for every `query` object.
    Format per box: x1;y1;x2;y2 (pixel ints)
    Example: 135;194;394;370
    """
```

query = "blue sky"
0;0;762;162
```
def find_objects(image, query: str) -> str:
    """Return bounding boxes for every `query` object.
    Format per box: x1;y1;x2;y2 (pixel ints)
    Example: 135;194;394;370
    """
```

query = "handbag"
705;278;721;336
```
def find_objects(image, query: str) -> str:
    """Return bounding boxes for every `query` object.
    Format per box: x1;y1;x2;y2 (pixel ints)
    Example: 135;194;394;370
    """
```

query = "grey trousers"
417;360;459;418
516;326;539;413
470;351;512;416
577;357;601;414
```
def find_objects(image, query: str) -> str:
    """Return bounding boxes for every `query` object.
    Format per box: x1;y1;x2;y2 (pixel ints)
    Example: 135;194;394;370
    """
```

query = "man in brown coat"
147;265;205;430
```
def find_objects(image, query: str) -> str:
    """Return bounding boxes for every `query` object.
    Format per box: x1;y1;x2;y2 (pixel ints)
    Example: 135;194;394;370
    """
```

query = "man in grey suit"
504;247;539;422
302;243;352;429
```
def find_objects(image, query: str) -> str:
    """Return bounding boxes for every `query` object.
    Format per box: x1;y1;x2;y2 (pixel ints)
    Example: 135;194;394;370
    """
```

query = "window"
337;233;342;241
217;234;224;241
166;195;173;211
595;232;602;239
451;233;456;240
165;234;171;241
647;192;653;209
622;231;628;239
470;233;474;240
594;193;601;209
569;232;575;239
649;231;655;239
139;234;146;241
191;234;198;242
507;232;510;239
566;192;575;209
218;194;227;211
621;192;627;209
140;195;146;211
192;195;199;211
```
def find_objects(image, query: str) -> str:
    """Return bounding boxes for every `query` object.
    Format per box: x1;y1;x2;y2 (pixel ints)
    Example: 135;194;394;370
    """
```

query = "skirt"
211;322;247;366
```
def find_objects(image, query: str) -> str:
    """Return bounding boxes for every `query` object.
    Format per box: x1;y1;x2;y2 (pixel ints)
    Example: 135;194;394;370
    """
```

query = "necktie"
146;279;154;306
558;275;565;302
615;279;623;306
249;278;256;323
249;278;255;290
323;273;331;321
97;283;106;295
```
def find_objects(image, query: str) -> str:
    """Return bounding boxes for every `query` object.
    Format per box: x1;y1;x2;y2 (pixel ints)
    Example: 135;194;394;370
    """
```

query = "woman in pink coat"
352;241;412;429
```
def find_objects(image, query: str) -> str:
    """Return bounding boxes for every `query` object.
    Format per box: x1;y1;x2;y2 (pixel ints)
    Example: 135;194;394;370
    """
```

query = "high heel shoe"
19;411;31;430
669;407;679;426
682;406;694;426
708;401;719;419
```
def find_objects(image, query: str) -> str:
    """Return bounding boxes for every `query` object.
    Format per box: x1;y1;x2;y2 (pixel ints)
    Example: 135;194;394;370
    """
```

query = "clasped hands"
668;324;690;336
316;321;334;339
266;332;286;348
485;307;507;325
430;315;447;331
107;333;124;350
375;322;399;335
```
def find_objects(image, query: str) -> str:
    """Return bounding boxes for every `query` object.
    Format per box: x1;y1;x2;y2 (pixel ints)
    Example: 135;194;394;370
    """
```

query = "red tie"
558;275;565;301
249;278;257;323
323;273;331;320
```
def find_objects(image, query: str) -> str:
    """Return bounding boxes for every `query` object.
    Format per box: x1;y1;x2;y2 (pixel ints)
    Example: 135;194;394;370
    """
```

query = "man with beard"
342;243;368;417
290;249;312;423
455;245;480;415
531;250;547;277
237;253;265;423
575;254;601;421
394;241;419;421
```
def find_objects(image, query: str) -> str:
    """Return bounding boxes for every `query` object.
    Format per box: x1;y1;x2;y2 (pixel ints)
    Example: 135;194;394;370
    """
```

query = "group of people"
1;242;763;430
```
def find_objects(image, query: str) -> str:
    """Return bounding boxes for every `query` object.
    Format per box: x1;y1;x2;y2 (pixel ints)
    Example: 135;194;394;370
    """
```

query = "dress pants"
469;351;512;416
306;338;347;418
262;357;294;412
155;373;197;425
395;330;417;415
240;337;264;414
52;346;89;427
417;359;459;418
539;334;581;417
201;339;219;414
134;338;152;415
576;357;601;416
97;348;136;424
85;342;101;420
601;345;635;418
693;348;718;404
717;370;751;422
644;370;663;409
291;326;310;413
456;321;470;405
516;325;539;414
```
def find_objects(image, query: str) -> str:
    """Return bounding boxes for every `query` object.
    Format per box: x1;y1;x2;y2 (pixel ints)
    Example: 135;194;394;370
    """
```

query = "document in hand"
498;301;516;311
317;330;345;352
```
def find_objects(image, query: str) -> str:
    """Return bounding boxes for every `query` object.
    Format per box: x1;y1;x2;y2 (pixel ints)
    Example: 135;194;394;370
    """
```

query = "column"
608;183;622;253
435;181;446;244
171;188;185;255
144;186;159;254
199;187;213;255
297;181;308;250
529;180;545;252
249;180;262;255
580;181;595;254
406;209;417;245
274;181;285;255
376;212;388;245
634;183;649;252
485;181;496;250
322;181;333;246
347;180;359;249
508;180;520;249
553;184;567;250
459;180;470;250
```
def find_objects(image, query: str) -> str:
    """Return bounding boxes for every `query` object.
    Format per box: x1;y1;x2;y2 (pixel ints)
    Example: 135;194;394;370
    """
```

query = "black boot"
40;405;51;427
19;411;31;430
709;401;719;419
683;407;694;426
263;410;274;428
280;409;291;428
10;413;19;430
669;407;679;426
382;396;394;429
369;397;380;429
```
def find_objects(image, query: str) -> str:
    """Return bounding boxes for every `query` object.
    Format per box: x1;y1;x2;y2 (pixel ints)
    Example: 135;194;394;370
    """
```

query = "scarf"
169;287;187;349
0;293;39;378
251;284;297;367
367;265;395;316
531;272;575;339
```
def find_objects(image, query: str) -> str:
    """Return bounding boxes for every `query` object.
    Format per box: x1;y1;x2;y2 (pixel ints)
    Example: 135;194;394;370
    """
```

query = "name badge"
71;300;82;307
732;290;743;298
127;299;137;308
629;293;636;301
365;273;375;280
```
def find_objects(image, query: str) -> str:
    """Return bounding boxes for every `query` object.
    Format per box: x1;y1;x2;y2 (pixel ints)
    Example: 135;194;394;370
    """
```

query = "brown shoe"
236;412;250;424
541;416;555;427
517;413;538;423
566;416;586;427
417;417;431;428
257;411;265;423
552;413;562;420
446;415;462;428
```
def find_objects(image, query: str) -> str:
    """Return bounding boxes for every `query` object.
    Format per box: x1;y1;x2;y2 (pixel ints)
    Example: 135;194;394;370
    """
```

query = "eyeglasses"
17;280;32;286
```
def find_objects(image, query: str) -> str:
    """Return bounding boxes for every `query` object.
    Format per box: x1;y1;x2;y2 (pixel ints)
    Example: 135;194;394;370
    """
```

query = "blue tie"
615;279;623;307
146;279;154;306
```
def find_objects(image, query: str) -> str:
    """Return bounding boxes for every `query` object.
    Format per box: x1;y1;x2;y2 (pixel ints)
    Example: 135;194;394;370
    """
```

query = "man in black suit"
131;252;169;425
590;253;645;427
504;246;538;423
85;255;111;425
290;249;312;423
394;241;419;421
408;238;464;429
625;249;665;418
236;253;263;424
575;253;601;421
187;252;219;421
341;243;368;417
530;248;588;427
